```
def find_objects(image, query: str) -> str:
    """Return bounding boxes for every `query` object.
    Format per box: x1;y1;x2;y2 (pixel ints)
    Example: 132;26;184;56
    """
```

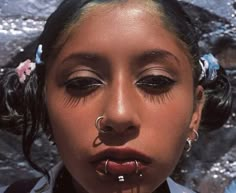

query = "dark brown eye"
64;77;103;97
136;75;176;94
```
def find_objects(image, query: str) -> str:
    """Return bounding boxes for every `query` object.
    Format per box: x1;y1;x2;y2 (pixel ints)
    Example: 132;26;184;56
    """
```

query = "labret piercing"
136;160;143;178
118;175;125;182
104;159;143;183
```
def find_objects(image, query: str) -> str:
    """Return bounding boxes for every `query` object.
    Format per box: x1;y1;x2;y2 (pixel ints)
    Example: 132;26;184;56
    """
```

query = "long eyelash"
63;85;100;107
142;91;173;104
63;95;84;107
63;77;103;107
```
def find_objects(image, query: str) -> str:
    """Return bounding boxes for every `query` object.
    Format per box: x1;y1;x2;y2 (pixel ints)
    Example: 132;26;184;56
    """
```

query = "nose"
101;80;140;137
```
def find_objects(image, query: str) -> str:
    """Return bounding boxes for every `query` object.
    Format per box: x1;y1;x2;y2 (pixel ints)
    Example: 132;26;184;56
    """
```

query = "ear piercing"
186;129;199;152
192;129;199;142
186;138;192;152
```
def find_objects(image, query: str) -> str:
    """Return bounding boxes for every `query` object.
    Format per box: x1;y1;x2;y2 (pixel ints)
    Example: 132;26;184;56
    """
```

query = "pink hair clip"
16;59;36;83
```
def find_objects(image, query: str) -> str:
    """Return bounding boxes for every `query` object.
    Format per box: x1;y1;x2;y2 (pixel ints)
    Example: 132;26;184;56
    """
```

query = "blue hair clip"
199;54;220;82
35;44;43;64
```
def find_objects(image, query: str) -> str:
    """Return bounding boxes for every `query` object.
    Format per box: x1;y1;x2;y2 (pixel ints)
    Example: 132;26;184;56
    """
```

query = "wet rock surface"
0;1;236;193
0;0;61;66
0;130;59;186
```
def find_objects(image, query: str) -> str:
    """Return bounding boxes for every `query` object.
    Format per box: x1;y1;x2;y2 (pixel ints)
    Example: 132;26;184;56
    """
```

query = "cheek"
45;86;99;164
140;87;194;165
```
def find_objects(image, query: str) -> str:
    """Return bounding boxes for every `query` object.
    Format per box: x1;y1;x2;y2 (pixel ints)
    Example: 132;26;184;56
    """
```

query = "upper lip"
90;147;152;164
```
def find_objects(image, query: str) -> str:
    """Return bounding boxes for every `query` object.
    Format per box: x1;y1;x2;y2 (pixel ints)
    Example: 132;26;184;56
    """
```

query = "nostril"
127;126;135;131
103;126;113;133
101;125;137;135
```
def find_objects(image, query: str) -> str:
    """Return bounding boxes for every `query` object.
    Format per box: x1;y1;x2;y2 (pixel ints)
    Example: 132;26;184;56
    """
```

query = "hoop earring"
193;129;199;142
186;129;199;152
186;138;192;152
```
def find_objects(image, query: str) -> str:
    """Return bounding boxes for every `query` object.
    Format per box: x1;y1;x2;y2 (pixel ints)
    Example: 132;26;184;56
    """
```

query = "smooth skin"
45;1;204;193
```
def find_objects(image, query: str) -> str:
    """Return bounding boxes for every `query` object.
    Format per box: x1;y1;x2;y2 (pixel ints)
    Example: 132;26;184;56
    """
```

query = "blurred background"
0;0;236;193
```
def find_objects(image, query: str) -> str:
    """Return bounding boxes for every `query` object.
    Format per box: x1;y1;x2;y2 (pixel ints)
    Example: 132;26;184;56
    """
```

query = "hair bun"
200;66;232;130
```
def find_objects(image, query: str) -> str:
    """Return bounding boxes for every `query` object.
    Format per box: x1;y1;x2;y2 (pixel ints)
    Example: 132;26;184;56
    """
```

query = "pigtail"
0;44;49;177
199;55;232;130
22;64;49;177
0;67;25;134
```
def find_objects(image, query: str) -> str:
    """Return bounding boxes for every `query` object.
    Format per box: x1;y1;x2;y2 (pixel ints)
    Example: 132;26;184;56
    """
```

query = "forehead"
55;1;162;46
53;1;190;69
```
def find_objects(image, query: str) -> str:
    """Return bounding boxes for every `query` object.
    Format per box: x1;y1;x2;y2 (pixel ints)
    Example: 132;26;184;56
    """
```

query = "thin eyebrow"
61;52;109;69
134;49;181;67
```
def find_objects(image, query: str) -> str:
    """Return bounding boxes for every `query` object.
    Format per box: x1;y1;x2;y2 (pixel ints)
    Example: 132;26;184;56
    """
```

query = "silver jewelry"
118;175;125;182
104;159;143;181
186;129;199;152
193;129;199;142
186;138;192;152
135;160;139;174
95;116;105;133
135;160;143;178
105;159;109;174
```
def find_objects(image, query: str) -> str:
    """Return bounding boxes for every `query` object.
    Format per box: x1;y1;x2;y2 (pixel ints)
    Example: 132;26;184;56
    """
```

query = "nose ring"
95;115;105;133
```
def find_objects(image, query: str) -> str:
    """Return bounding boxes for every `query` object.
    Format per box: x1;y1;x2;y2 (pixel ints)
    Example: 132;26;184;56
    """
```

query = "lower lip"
95;160;147;175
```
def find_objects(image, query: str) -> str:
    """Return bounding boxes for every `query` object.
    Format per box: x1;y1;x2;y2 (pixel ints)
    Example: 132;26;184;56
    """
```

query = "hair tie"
199;54;220;83
15;44;43;83
16;59;36;83
35;44;43;64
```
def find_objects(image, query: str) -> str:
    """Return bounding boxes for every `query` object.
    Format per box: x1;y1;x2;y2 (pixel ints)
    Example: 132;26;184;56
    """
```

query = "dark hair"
0;0;232;175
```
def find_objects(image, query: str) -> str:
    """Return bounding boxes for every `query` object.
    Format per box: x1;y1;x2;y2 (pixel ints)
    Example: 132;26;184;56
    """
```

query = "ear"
188;85;205;138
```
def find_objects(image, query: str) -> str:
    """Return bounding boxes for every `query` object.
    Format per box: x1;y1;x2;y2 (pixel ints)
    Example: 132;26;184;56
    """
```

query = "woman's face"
46;2;203;193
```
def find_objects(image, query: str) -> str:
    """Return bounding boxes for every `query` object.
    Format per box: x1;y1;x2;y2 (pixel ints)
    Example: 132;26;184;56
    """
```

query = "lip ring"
103;159;140;175
91;147;152;177
135;160;139;174
105;159;109;174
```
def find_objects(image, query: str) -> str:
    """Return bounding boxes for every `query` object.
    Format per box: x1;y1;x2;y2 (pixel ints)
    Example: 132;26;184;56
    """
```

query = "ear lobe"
189;85;205;135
